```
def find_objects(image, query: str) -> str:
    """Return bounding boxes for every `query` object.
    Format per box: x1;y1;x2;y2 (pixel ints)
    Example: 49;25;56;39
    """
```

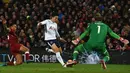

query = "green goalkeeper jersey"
79;21;120;43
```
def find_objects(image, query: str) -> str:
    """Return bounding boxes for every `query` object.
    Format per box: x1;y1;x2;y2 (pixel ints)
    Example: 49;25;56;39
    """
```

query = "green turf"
0;63;130;73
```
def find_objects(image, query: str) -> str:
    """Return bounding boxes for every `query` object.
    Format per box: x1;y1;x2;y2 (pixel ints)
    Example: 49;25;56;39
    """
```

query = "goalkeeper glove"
120;37;129;45
72;37;80;45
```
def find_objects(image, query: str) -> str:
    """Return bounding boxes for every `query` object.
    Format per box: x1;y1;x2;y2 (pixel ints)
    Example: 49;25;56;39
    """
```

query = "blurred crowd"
0;0;130;51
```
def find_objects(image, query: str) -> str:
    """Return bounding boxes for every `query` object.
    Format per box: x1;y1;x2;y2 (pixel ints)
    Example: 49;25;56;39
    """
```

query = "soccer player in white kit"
37;15;67;67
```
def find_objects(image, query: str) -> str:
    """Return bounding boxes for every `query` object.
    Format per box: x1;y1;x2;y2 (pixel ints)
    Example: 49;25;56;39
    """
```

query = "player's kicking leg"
51;43;67;67
19;44;31;63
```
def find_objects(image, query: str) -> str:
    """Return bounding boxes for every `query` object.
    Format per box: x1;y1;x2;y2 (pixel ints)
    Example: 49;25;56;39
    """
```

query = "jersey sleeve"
55;24;60;38
79;24;91;40
107;25;120;40
40;20;47;25
2;24;9;35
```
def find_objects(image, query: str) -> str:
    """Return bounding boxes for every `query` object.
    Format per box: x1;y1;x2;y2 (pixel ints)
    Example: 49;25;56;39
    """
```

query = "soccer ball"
67;59;73;64
66;59;73;67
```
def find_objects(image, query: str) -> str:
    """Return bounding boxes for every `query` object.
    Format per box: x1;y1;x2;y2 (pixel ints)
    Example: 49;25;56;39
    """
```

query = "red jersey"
7;29;21;55
8;29;19;45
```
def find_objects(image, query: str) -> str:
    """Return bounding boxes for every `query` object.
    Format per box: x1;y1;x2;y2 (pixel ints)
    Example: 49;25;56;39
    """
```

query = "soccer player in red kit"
2;20;30;66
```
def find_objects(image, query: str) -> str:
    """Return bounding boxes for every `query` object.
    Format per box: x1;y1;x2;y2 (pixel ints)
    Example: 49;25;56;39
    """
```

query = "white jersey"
40;19;60;40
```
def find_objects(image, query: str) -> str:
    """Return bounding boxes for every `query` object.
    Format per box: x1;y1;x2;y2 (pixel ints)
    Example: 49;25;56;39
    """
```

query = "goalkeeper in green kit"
67;14;129;69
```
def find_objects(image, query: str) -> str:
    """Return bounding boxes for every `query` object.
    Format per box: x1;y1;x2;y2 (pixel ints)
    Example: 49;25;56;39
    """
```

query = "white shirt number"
97;25;100;34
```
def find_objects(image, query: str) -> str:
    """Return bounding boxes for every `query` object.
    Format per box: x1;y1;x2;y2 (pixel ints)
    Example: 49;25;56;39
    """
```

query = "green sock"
73;51;79;60
103;56;110;62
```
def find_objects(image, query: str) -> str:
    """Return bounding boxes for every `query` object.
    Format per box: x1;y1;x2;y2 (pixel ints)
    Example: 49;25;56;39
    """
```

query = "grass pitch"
0;63;130;73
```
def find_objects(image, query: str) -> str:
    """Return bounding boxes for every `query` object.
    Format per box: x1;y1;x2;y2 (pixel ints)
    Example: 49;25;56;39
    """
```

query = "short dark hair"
52;11;58;17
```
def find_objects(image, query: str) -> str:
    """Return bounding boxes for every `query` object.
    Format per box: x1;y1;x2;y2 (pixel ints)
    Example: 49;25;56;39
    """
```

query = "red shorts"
10;44;22;55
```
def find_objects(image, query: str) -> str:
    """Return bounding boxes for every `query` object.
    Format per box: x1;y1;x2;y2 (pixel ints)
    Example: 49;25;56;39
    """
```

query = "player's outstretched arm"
108;28;129;51
109;31;129;45
2;19;10;33
37;20;47;31
37;22;42;30
108;25;129;45
72;28;90;45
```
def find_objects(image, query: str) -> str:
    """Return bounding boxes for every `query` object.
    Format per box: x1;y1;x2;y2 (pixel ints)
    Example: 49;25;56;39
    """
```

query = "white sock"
13;61;16;65
25;51;29;54
46;48;55;53
56;52;65;66
48;49;54;53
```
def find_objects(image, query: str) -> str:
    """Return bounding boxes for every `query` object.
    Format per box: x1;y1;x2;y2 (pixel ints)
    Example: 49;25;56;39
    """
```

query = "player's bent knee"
54;49;60;52
52;47;60;53
20;45;30;52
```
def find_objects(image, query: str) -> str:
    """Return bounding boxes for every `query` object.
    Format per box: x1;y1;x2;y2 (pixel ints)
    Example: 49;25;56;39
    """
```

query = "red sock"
25;52;30;60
